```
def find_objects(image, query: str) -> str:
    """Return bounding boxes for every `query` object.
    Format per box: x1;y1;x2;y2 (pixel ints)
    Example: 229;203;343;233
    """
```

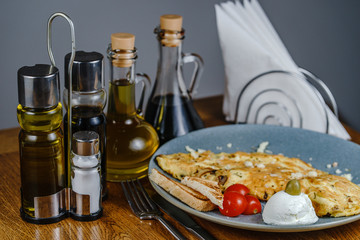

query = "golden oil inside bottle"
17;104;65;217
106;79;159;181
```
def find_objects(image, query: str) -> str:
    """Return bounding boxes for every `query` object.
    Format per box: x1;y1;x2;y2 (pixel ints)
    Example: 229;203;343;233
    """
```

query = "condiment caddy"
17;12;204;224
17;12;104;224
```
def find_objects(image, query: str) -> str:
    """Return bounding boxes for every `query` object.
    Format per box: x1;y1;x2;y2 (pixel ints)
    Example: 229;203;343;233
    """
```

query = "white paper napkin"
215;0;350;139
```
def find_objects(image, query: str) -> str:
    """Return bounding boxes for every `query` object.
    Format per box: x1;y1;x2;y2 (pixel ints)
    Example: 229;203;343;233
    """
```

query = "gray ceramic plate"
148;124;360;232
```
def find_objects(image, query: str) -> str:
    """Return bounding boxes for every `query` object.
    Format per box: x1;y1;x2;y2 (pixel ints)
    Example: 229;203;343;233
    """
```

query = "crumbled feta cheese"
270;173;278;177
257;141;269;153
185;145;194;152
244;161;253;167
335;169;342;174
345;168;350;172
256;163;265;169
308;171;318;177
185;145;198;159
309;157;313;161
198;148;206;154
291;172;303;179
326;164;331;169
332;162;338;168
227;143;232;148
341;173;353;181
216;146;223;151
231;155;241;161
224;165;232;170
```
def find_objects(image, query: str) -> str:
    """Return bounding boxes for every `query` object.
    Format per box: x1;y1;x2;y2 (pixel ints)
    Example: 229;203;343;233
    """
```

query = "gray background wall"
1;0;359;131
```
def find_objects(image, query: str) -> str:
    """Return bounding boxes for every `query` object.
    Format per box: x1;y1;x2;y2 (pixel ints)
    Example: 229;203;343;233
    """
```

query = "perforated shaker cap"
72;131;100;156
17;64;60;108
160;14;183;31
111;33;135;50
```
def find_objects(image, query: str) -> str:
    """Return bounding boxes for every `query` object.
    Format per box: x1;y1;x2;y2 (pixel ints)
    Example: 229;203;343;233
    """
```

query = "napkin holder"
234;68;338;135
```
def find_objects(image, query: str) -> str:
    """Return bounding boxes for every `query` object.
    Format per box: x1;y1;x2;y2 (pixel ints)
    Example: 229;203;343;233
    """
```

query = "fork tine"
130;179;150;212
122;179;187;240
135;178;158;211
121;180;142;215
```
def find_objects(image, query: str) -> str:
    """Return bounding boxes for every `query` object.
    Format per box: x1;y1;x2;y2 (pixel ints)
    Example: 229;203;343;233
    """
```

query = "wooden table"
1;95;360;240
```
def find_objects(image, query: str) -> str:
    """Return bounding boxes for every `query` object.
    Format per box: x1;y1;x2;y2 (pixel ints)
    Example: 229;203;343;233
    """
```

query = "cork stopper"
160;15;183;31
158;15;184;47
111;33;135;50
110;33;136;67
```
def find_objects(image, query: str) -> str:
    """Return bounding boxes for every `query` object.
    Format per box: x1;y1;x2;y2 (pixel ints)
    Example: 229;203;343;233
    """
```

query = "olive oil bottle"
106;33;159;181
17;64;66;224
63;51;108;199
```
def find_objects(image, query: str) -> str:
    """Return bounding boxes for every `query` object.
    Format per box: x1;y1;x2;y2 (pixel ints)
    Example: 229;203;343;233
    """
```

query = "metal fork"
121;179;187;240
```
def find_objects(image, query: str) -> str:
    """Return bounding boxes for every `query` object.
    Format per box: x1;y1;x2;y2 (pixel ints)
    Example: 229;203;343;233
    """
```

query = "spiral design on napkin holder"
234;69;338;134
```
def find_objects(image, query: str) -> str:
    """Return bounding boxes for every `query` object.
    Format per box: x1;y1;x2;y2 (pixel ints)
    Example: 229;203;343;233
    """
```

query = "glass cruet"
145;14;205;145
106;33;159;181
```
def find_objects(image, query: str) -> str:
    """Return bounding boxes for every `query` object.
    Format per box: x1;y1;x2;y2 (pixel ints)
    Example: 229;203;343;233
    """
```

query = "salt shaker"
70;131;102;221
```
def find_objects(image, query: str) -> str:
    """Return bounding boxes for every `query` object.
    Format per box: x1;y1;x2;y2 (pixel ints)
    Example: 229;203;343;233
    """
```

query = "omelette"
156;148;360;217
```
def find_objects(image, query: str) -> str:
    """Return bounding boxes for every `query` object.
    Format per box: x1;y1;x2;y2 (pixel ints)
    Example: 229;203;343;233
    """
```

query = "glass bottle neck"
153;39;188;97
107;49;137;117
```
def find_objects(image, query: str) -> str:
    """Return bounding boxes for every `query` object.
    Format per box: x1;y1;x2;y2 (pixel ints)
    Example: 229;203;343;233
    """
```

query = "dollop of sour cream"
262;191;318;225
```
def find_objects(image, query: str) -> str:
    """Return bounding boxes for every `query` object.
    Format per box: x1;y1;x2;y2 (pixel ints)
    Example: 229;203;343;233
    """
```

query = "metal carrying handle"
135;73;151;116
47;12;76;190
182;53;204;98
299;68;338;118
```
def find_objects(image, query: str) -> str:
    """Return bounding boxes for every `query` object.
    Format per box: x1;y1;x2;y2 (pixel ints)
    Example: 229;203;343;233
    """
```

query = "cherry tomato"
225;184;250;196
243;195;262;215
219;191;248;217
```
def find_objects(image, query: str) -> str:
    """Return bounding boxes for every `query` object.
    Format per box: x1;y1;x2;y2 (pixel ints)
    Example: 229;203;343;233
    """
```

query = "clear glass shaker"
70;131;102;221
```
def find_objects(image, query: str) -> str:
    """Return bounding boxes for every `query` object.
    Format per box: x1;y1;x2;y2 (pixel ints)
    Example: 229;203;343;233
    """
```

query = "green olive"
285;179;301;195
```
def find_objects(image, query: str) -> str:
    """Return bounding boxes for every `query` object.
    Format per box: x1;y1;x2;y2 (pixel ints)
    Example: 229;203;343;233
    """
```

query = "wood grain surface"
1;95;360;240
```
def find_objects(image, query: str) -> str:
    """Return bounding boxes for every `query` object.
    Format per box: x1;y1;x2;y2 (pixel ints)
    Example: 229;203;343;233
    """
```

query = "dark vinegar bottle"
145;14;204;145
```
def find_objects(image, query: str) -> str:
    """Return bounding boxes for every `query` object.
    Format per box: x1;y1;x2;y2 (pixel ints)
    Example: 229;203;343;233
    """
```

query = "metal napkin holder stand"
234;68;339;134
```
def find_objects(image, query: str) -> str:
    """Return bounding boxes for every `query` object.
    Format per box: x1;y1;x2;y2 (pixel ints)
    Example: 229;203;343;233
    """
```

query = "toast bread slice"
181;176;224;209
149;168;217;212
